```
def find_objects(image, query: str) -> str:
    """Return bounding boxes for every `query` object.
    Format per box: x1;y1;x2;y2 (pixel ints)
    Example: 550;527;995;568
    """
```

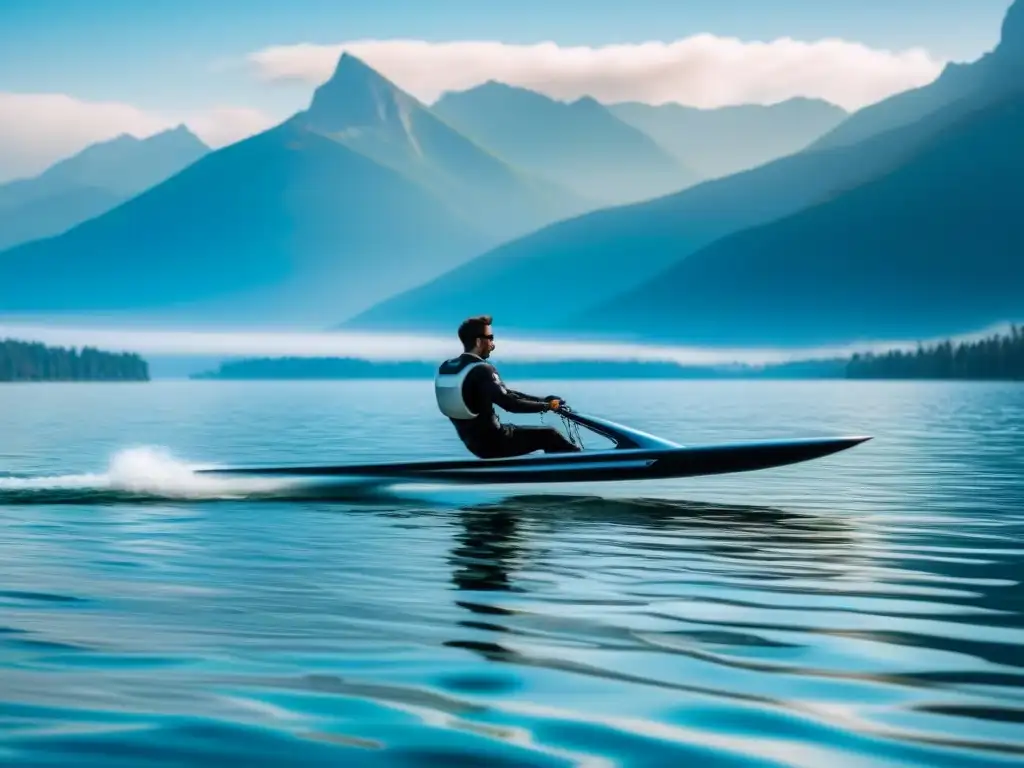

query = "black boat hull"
198;409;870;485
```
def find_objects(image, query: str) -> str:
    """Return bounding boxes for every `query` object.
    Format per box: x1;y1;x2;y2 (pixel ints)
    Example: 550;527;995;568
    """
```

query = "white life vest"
435;354;486;420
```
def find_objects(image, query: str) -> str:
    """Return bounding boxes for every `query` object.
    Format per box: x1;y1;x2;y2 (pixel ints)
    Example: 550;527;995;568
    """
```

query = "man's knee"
539;426;580;452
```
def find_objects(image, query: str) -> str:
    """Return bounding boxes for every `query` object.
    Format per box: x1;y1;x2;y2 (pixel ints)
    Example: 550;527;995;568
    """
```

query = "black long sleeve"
505;388;549;406
479;367;550;414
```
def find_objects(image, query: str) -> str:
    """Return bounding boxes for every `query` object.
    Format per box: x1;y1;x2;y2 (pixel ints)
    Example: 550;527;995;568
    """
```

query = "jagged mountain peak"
302;52;418;133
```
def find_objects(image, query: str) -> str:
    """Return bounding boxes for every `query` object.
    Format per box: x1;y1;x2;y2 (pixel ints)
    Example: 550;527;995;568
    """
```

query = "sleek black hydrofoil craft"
198;407;870;485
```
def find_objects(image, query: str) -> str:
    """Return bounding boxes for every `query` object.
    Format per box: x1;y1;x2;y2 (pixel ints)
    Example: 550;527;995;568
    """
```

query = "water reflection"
440;494;1024;761
442;494;865;663
449;507;525;597
447;494;864;596
5;378;1024;765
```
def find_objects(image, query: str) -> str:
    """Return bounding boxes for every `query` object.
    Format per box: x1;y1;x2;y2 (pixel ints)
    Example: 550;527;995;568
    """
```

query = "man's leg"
503;425;581;455
468;425;581;459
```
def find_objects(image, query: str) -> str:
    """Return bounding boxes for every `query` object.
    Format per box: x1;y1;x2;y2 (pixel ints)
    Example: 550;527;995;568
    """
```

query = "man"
435;315;582;459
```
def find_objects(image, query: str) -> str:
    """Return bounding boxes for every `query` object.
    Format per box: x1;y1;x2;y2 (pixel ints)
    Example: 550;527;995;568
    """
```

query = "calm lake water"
1;379;1022;766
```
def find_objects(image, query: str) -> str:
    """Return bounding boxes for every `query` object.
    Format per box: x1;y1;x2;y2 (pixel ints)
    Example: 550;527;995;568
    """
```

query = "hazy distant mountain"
431;81;698;205
342;1;1024;340
0;120;489;326
578;92;1024;346
0;125;209;201
0;126;209;250
341;87;977;335
810;0;1024;150
609;98;848;179
295;55;589;240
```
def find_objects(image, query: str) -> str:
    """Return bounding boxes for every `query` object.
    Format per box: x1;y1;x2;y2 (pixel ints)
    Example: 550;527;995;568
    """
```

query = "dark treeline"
0;338;149;381
846;325;1024;380
191;356;848;380
189;327;1024;382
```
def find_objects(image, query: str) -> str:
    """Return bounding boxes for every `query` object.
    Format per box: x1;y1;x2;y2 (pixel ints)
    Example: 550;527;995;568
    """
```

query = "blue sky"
0;0;1016;180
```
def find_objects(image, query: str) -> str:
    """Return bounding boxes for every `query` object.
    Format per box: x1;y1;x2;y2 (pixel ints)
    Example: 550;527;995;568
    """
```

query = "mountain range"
0;117;491;325
0;55;584;325
0;49;845;328
0;126;209;251
5;2;1021;346
581;91;1024;345
346;0;1024;346
342;97;966;336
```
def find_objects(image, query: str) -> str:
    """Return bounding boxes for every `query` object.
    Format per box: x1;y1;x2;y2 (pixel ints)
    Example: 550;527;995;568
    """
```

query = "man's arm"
480;366;551;414
505;387;546;404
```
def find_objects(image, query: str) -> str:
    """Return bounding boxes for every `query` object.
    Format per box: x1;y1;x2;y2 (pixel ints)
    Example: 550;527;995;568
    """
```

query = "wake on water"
0;446;396;505
0;448;821;529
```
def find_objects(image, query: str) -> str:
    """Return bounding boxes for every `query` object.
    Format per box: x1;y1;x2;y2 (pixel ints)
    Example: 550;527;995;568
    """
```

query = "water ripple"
1;380;1023;765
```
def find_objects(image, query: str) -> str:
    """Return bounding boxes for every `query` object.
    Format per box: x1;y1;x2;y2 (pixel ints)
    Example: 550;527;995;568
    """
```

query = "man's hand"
546;397;564;411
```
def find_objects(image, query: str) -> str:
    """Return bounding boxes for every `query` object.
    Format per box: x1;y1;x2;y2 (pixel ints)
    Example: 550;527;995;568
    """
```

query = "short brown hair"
458;315;492;349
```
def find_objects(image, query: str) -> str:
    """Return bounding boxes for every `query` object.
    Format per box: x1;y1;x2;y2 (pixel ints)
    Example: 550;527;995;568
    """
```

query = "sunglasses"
479;334;494;340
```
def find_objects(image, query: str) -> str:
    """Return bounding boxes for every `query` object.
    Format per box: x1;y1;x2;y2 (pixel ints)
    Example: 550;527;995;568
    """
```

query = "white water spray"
0;446;305;500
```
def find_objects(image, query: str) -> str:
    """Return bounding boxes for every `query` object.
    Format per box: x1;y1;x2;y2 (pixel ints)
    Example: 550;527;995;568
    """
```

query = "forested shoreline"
189;356;849;380
0;338;149;381
193;327;1024;381
847;326;1023;380
6;326;1019;383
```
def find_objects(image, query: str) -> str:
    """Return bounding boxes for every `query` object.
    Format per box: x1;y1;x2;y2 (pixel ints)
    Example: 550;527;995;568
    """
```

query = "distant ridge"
432;81;699;205
609;97;848;179
810;0;1024;150
0;125;209;251
580;91;1024;345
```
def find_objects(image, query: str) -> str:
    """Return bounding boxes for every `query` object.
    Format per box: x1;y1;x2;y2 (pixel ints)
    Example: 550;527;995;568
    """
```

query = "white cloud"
247;35;946;112
0;93;167;181
0;93;276;183
180;106;277;150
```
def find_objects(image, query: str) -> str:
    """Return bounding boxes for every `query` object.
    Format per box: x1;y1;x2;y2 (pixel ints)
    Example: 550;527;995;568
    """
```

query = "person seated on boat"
435;315;582;459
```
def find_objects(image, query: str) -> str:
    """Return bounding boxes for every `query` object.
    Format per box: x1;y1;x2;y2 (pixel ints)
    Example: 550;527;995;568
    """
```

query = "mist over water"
1;379;1022;766
2;321;1015;367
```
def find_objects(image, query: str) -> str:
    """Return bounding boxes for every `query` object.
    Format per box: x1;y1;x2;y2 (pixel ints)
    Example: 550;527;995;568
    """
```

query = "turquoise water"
1;379;1022;766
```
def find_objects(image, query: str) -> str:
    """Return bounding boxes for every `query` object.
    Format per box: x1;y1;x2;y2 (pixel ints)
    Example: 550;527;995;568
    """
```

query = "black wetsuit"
438;353;581;459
